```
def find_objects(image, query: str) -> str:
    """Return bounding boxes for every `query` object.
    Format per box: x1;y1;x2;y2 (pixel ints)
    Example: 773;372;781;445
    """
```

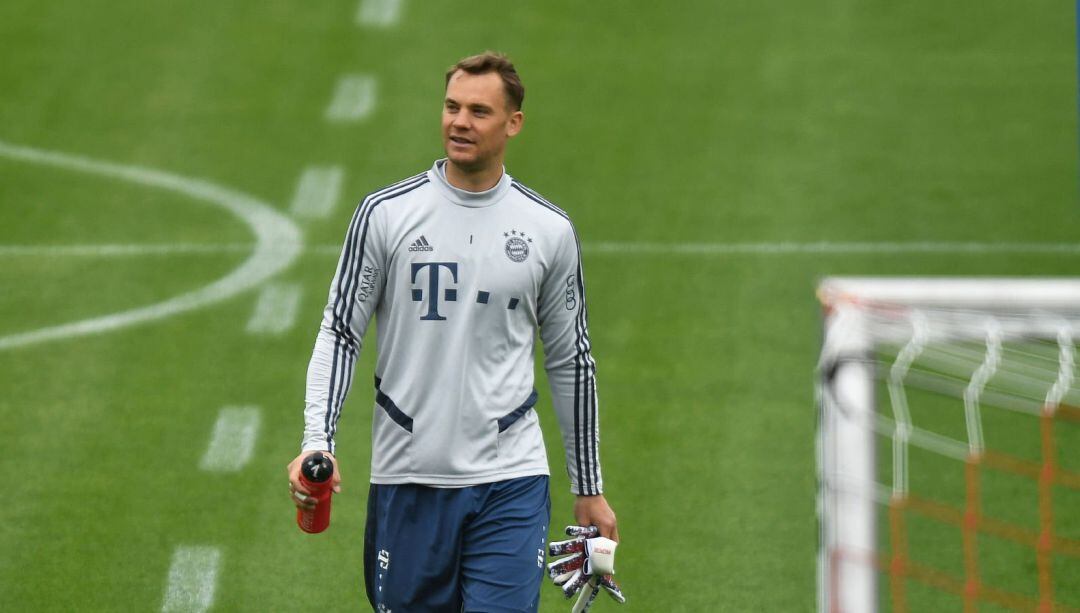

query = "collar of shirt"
430;159;512;208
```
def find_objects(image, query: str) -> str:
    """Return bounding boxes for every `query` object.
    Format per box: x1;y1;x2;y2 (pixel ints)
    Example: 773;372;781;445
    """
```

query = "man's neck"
445;159;503;192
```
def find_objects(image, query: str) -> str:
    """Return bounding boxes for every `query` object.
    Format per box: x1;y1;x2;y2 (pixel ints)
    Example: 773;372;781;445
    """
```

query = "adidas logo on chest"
408;235;434;252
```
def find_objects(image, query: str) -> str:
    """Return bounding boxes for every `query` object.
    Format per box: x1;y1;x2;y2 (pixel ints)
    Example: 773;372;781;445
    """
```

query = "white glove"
547;525;626;610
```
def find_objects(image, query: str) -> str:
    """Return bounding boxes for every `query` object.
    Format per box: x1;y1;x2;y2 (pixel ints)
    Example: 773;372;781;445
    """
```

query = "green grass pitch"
0;0;1076;610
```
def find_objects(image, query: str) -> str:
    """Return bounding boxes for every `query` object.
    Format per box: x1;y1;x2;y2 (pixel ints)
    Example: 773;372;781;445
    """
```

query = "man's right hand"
287;451;341;511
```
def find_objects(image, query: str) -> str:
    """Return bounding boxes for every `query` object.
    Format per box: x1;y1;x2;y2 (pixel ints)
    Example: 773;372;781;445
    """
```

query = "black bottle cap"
301;452;334;483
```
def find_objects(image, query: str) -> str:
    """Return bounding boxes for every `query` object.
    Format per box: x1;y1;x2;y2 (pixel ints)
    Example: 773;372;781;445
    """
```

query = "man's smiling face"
442;70;522;173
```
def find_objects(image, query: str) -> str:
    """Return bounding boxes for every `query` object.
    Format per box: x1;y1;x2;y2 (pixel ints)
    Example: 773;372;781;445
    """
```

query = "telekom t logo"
410;262;458;320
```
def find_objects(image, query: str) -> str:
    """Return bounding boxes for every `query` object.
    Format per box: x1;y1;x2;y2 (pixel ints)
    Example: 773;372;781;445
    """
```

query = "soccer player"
287;51;617;612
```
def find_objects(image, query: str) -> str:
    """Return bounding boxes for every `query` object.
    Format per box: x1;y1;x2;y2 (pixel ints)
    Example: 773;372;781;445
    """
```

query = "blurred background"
0;0;1076;610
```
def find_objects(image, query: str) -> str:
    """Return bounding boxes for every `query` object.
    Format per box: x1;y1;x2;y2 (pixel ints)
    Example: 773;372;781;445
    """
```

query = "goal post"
816;277;1080;613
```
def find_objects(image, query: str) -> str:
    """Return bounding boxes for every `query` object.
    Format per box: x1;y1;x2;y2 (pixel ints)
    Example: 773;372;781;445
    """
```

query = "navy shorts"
364;475;551;613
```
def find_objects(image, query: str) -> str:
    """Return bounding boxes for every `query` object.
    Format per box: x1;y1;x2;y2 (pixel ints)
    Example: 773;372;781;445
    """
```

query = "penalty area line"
200;406;262;472
325;74;377;122
289;165;344;220
246;282;302;336
356;0;403;27
161;546;221;613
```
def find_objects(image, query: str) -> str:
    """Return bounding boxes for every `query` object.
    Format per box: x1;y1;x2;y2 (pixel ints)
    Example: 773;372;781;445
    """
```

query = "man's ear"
506;110;524;137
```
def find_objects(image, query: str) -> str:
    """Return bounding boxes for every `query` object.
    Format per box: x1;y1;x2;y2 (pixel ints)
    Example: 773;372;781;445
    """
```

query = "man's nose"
451;111;470;129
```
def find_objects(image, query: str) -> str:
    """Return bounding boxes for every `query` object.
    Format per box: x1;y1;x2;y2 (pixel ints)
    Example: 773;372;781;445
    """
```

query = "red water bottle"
296;452;334;533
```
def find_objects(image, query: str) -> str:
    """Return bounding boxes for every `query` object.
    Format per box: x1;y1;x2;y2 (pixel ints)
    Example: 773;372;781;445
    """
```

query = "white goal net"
817;277;1080;613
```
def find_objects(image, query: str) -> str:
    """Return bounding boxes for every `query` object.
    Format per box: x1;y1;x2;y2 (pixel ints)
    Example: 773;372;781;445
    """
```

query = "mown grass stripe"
324;74;377;122
161;546;221;613
246;282;302;336
199;406;261;472
289;166;344;219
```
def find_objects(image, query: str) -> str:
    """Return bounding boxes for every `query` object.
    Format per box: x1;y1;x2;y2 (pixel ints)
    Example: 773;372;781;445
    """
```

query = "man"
288;51;617;612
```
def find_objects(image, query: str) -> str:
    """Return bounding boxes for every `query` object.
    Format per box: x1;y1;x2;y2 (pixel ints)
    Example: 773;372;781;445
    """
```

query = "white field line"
289;165;344;219
199;406;261;472
356;0;403;26
0;243;254;257
584;241;1080;255
324;74;377;122
161;546;221;613
246;282;302;335
4;241;1080;258
0;140;302;352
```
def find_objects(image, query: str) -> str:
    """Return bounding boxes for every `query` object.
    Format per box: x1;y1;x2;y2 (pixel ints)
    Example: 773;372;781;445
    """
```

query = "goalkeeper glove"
547;525;626;611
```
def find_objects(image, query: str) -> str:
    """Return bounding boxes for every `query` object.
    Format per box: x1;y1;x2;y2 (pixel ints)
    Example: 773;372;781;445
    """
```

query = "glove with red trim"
547;525;626;611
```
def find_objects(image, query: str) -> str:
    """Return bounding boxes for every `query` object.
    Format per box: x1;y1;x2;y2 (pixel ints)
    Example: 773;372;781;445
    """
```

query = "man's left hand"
573;494;618;541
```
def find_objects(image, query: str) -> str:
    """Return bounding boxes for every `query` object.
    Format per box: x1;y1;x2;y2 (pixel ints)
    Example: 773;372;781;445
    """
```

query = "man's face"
442;71;523;171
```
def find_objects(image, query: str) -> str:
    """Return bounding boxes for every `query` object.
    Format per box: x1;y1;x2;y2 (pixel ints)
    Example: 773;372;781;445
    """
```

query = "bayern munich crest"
503;229;532;263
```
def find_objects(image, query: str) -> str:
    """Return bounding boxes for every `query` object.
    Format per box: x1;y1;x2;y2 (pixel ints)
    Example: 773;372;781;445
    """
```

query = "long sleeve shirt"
302;160;603;495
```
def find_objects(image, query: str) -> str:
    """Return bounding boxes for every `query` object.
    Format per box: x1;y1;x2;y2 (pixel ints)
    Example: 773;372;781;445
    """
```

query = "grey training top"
302;160;603;495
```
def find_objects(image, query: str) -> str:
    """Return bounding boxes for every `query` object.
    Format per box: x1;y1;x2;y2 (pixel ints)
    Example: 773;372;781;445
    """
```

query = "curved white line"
0;140;302;351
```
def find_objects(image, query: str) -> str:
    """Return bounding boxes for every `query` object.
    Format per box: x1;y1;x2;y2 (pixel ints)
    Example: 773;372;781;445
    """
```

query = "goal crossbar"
819;277;1080;311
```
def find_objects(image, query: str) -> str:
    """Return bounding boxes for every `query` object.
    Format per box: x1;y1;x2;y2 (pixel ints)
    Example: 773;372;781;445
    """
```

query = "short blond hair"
445;51;525;111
